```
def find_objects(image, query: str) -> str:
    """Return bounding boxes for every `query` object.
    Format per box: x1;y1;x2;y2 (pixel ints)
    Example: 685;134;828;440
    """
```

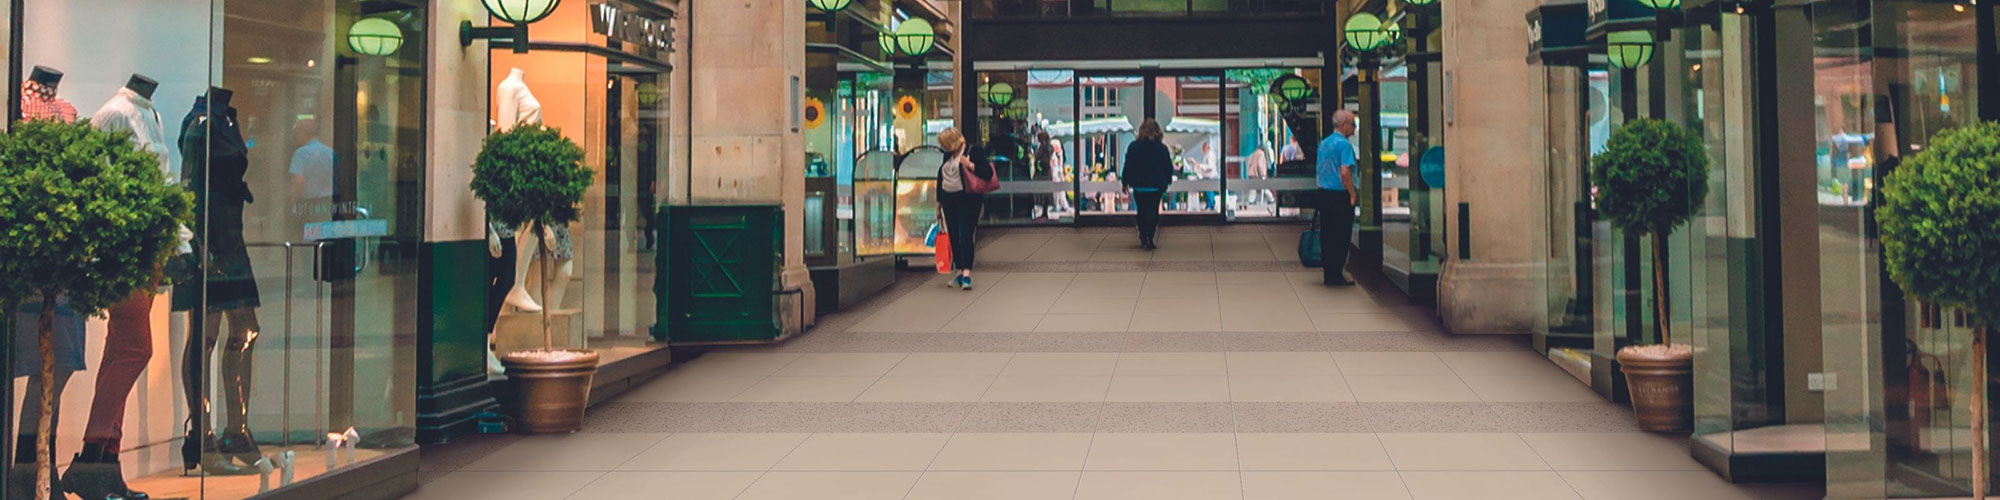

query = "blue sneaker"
960;276;973;290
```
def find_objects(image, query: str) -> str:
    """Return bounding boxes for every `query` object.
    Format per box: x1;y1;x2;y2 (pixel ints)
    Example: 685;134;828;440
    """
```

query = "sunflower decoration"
803;97;827;130
895;95;921;120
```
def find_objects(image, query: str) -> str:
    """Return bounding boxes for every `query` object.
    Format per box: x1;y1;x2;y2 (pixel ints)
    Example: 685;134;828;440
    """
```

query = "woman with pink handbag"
935;128;997;290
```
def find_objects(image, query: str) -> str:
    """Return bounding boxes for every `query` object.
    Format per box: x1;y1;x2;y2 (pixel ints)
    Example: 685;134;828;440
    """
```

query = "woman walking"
1122;119;1174;250
936;129;989;289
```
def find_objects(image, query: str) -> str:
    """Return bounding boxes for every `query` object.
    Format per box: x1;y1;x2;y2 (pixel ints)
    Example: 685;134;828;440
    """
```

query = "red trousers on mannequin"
86;288;155;448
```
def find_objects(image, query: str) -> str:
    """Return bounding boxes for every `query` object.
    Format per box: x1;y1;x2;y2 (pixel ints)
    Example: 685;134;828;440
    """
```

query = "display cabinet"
894;146;945;255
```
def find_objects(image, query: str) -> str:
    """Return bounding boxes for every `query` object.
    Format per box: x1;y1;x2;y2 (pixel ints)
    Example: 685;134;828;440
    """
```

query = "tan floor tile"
904;472;1083;500
1237;433;1394;471
1437;351;1569;376
1063;273;1147;299
1518;433;1703;471
1074;471;1244;500
1005;353;1121;375
1229;375;1355;402
928;433;1096;471
772;353;910;377
982;375;1113;402
1313;313;1416;332
773;433;952;471
887;353;1015;377
855;376;996;402
1559;471;1817;500
1330;352;1452;375
463;433;668;472
1140;284;1220;299
1145;272;1218;285
1376;433;1550;471
1152;240;1217;261
1090;244;1157;262
1116;352;1229;375
1128;308;1223;332
1215;271;1292;286
617;433;810;471
1214;235;1280;261
1106;375;1232;402
976;234;1057;263
1036;312;1134;332
567;471;762;500
1241;471;1412;499
614;374;762;402
672;352;802;378
1226;352;1340;375
406;471;602;500
1222;308;1319;332
1049;296;1139;315
735;472;923;500
1028;235;1108;261
1398;471;1580;500
1084;433;1239;471
940;310;1053;332
731;376;880;402
1462;375;1603;402
1345;376;1479;402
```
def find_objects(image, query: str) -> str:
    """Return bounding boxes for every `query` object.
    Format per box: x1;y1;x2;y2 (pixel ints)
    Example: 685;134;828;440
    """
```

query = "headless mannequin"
177;86;262;477
491;68;573;313
10;66;75;499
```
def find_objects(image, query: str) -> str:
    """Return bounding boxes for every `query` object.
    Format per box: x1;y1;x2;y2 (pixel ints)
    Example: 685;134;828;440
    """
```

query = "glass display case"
895;146;945;255
854;150;899;257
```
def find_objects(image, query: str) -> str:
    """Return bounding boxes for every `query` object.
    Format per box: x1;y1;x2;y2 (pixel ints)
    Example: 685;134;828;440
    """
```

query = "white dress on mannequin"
488;68;573;314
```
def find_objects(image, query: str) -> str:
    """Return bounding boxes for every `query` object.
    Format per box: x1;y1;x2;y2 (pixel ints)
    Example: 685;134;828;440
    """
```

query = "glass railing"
969;0;1327;18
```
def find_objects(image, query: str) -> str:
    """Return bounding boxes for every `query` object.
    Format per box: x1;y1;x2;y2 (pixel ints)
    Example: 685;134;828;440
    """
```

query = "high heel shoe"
62;442;150;500
218;429;265;466
182;432;255;476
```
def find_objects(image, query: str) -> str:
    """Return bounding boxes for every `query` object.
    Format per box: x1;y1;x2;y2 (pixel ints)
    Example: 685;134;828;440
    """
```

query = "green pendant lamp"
1607;30;1656;69
808;0;852;12
1637;0;1680;9
1344;13;1394;52
978;81;1015;108
348;18;404;56
895;18;936;57
483;0;562;23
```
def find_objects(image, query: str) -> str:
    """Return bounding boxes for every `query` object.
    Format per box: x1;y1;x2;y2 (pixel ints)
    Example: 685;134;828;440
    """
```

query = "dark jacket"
1121;139;1174;190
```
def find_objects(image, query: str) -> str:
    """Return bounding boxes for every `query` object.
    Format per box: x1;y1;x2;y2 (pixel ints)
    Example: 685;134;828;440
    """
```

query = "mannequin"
173;86;261;476
8;298;84;499
21;66;76;122
489;68;573;314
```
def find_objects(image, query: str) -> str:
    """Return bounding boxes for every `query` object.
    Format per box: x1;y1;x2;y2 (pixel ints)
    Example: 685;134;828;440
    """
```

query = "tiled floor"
410;227;1825;500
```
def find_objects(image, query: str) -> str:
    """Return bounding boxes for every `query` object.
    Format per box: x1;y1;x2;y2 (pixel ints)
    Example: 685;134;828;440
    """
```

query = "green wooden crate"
654;204;784;344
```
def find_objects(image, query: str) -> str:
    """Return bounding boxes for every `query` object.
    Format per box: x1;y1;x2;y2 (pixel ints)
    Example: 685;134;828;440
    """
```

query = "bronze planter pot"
1617;345;1694;432
500;349;600;433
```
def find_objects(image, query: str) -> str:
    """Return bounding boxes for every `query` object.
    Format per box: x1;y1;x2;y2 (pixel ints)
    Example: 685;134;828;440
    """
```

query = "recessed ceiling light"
247;56;273;64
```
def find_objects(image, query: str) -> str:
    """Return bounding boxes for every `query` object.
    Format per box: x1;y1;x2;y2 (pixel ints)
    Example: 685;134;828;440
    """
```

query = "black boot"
216;429;264;466
60;442;150;500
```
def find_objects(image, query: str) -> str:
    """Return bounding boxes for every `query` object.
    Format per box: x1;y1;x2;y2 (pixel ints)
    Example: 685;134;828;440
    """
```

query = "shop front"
4;0;427;497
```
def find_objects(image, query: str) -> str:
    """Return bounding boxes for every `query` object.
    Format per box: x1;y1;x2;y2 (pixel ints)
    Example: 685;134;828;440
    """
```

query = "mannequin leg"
181;310;251;475
84;288;156;447
543;259;575;312
503;223;543;313
216;307;261;462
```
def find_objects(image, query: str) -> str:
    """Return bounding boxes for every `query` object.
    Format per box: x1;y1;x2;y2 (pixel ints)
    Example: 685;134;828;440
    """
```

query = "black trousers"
1318;189;1356;283
1134;190;1164;245
485;235;518;332
938;191;984;271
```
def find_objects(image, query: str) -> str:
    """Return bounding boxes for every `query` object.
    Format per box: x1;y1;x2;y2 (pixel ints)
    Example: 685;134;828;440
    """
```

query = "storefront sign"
591;1;675;57
1528;2;1589;65
303;219;390;241
1585;0;1653;38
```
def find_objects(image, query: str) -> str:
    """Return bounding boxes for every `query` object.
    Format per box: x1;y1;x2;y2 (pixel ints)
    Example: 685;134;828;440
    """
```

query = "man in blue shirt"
1316;110;1360;286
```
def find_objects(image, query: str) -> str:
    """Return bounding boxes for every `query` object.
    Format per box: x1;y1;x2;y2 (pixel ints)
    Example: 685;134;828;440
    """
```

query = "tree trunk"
1652;232;1671;346
538;221;553;351
1975;324;1988;499
34;291;55;500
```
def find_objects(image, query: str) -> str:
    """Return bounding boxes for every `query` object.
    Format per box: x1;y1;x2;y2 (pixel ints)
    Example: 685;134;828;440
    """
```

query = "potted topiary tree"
0;120;192;500
1591;118;1709;432
470;123;596;433
1878;122;2000;499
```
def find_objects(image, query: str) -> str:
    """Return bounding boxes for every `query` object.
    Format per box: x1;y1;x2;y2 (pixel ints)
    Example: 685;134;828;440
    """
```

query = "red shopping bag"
935;231;952;273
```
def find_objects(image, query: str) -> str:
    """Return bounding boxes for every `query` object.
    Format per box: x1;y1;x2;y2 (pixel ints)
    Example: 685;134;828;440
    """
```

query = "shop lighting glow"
1344;13;1395;53
1607;30;1655;69
347;18;404;56
483;0;562;23
1273;75;1315;103
978;81;1015;108
1404;0;1436;6
895;18;936;57
878;31;896;56
808;0;852;12
1638;0;1680;9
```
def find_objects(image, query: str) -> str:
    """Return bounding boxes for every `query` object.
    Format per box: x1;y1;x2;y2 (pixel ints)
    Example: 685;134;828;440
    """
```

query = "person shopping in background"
1317;110;1360;286
935;128;986;290
1121;119;1174;250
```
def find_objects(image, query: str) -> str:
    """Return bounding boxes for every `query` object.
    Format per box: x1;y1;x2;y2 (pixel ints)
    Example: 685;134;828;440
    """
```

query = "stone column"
1435;0;1546;334
689;0;816;328
416;0;499;444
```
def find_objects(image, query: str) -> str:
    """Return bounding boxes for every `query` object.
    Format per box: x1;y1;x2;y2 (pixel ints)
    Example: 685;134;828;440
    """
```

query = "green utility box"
653;204;784;344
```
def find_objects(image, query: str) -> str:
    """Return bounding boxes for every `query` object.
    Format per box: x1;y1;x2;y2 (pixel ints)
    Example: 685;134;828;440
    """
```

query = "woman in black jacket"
1121;119;1174;250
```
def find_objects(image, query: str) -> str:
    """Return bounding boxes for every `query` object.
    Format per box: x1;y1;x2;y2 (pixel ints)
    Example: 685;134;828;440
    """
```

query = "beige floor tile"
1049;296;1139;315
1291;291;1392;314
1214;234;1280;261
1215;271;1292;286
614;374;763;402
1518;433;1703;471
1074;471;1244;500
731;376;880;402
887;353;1015;377
1461;375;1602;402
1436;351;1569;376
1226;352;1340;375
1222;308;1318;332
1145;271;1218;285
928;433;1096;471
772;353;910;377
406;471;602;500
1128;308;1223;332
1312;313;1415;332
1237;433;1394;471
617;433;810;471
1151;240;1217;261
735;472;923;500
1330;352;1452;375
1229;375;1355;402
1084;433;1239;471
1063;272;1147;299
1140;284;1220;299
982;375;1113;402
855;376;997;402
1028;234;1108;262
1005;352;1121;375
1116;352;1229;375
464;433;669;471
904;472;1083;500
1376;433;1550;471
1240;471;1411;500
773;433;952;471
672;352;802;378
1345;376;1480;402
976;234;1057;263
941;310;1054;332
1106;375;1232;402
566;471;762;500
1558;471;1815;500
1090;244;1157;262
1037;312;1134;332
1398;471;1580;500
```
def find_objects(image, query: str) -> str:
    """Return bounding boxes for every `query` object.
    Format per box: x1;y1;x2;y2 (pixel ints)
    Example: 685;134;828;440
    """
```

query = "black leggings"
938;191;983;271
1134;190;1163;244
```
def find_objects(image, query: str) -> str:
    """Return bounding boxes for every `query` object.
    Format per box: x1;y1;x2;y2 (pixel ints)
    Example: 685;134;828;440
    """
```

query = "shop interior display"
491;68;572;316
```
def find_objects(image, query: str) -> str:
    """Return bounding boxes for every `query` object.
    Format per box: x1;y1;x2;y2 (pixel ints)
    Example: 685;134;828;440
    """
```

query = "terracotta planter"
500;350;600;433
1617;345;1693;432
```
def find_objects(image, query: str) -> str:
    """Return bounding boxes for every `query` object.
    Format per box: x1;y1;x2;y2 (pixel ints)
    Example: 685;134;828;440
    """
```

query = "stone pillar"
689;0;816;329
1435;0;1545;334
416;0;499;444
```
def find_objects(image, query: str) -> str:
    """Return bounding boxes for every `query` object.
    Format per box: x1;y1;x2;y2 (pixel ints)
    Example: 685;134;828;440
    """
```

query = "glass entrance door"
1072;71;1227;222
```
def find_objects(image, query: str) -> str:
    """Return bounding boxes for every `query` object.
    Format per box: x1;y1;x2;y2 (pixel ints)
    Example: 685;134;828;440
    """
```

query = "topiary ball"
1879;121;2000;326
1591;118;1710;235
470;123;592;229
